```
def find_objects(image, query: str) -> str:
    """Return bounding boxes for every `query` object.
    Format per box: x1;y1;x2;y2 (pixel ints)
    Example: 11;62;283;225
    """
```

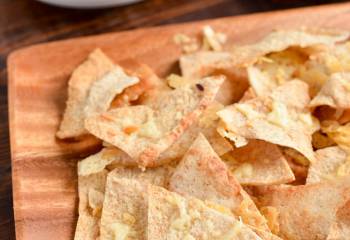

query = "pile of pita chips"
55;27;350;240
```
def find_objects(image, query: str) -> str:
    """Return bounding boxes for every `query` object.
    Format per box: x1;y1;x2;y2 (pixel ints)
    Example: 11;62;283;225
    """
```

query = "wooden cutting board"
7;2;350;239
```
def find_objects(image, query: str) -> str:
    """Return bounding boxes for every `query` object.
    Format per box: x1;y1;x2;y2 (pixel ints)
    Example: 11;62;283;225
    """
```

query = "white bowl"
37;0;142;9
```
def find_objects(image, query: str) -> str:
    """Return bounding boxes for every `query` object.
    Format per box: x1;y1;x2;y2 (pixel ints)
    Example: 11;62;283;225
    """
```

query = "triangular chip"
327;200;350;240
148;185;262;240
217;80;318;162
74;170;107;240
57;49;115;139
85;76;224;168
307;146;349;184
223;140;295;185
258;176;350;240
310;73;350;109
99;166;172;239
169;134;269;231
84;66;139;118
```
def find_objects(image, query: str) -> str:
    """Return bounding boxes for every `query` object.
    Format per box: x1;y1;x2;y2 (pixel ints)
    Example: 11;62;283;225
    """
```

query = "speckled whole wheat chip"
57;49;115;139
100;178;147;240
77;162;172;239
306;146;348;184
84;76;224;168
78;147;135;176
217;80;318;162
169;134;269;231
100;172;170;240
223;140;295;186
148;185;262;240
310;72;350;109
257;176;350;240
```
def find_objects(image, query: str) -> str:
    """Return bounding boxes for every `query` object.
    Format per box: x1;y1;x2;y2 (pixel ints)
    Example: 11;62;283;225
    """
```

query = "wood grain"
8;3;350;239
1;1;349;240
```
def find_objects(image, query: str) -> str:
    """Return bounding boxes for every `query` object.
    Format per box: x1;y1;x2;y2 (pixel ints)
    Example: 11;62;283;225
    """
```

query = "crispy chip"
100;178;147;240
84;66;139;118
258;176;350;240
310;73;350;109
169;134;269;231
307;146;348;184
85;76;224;168
57;49;115;139
74;170;107;240
148;185;262;240
100;176;163;240
158;102;232;161
223;140;295;185
111;60;166;107
327;200;350;240
231;29;349;67
218;80;318;162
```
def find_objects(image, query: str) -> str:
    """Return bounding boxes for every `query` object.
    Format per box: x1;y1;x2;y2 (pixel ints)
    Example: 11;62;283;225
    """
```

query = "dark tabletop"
0;0;347;239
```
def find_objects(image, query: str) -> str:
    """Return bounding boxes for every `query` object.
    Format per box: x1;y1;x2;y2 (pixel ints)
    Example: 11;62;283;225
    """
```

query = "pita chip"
98;163;171;239
231;29;349;67
57;49;115;139
74;170;107;240
223;140;295;186
307;146;349;184
111;60;165;108
148;185;262;240
85;76;224;168
169;134;269;231
100;178;146;240
310;73;350;109
217;80;318;162
327;200;350;240
258;176;350;240
99;178;148;240
84;66;139;118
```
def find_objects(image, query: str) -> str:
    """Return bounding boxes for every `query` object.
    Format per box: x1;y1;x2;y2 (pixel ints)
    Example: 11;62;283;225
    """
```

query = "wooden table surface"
0;0;348;239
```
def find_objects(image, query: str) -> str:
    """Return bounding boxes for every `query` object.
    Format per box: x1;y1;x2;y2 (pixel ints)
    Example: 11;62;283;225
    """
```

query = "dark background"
0;0;348;239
